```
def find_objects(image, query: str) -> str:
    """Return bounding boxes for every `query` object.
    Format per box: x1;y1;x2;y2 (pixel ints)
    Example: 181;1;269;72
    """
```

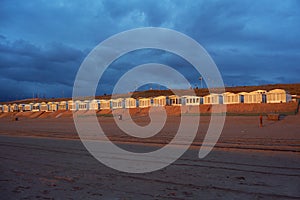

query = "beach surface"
0;113;299;199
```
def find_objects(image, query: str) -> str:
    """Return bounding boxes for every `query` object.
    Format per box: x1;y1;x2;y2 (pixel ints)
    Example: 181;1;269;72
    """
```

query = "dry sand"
0;112;299;199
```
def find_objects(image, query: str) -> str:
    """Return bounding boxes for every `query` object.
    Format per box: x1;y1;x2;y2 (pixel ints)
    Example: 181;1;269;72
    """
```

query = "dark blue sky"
0;0;299;101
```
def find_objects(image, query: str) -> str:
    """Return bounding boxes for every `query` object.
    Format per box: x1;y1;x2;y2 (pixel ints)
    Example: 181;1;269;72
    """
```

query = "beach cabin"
111;98;123;109
77;100;89;111
100;99;111;110
237;92;248;103
3;104;9;112
244;90;266;103
18;104;25;112
58;101;67;110
266;89;291;103
40;102;48;112
32;103;40;112
89;99;100;110
182;95;202;106
8;104;14;112
8;104;13;112
29;103;34;111
24;104;32;112
7;104;11;112
125;98;136;108
47;102;58;112
203;93;222;104
12;103;19;112
222;92;240;104
68;100;76;111
139;98;151;108
169;95;182;106
153;96;167;107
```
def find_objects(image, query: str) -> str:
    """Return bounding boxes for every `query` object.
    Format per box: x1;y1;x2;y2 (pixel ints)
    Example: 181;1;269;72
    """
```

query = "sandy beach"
0;113;299;199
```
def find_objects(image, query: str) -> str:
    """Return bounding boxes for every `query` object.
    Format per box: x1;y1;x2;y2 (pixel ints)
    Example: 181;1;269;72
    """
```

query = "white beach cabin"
18;104;25;112
47;102;58;112
89;99;100;110
77;100;89;111
125;98;136;108
111;98;123;109
222;92;240;104
68;100;77;111
203;93;222;104
266;89;291;103
32;103;40;112
138;98;151;108
153;96;167;107
182;95;202;106
7;104;12;112
40;102;48;112
24;104;32;112
58;101;67;110
237;92;248;103
169;95;182;106
244;90;266;103
12;103;18;112
99;99;111;110
3;104;9;112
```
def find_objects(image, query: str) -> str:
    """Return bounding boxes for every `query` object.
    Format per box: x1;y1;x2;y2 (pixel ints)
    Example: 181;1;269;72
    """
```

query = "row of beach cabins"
0;89;292;113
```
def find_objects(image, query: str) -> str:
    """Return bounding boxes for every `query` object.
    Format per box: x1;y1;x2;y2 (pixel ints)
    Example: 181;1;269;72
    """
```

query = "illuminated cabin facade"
12;104;18;112
125;98;136;108
222;92;240;104
138;98;151;108
203;93;222;104
237;92;248;103
68;100;76;111
40;102;48;112
58;101;67;110
8;104;13;112
244;90;266;103
32;103;40;112
153;96;167;106
24;104;32;111
47;102;58;112
77;100;89;111
182;95;201;106
100;99;110;110
266;89;291;103
89;99;100;110
18;104;25;112
111;98;123;109
169;95;182;106
3;104;9;112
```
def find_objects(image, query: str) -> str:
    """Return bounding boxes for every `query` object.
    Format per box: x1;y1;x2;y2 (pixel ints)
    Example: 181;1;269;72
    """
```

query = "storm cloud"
0;0;299;101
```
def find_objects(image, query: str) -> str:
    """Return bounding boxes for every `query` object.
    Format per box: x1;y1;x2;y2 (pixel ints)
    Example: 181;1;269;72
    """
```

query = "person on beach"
259;114;263;127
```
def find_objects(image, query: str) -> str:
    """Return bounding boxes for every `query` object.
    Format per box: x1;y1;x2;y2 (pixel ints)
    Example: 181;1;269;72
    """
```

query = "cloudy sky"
0;0;299;101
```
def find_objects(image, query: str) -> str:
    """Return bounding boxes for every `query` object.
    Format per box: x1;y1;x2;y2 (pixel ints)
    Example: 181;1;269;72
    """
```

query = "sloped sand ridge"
0;101;298;120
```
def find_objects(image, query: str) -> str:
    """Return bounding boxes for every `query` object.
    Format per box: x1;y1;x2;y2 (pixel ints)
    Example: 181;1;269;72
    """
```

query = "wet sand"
0;114;299;199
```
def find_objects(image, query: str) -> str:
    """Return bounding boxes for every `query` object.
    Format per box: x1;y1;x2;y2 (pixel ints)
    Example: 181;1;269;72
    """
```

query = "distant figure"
118;114;122;120
259;115;263;127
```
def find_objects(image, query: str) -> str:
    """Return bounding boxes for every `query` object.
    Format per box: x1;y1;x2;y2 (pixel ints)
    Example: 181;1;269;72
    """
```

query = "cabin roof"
268;89;287;93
